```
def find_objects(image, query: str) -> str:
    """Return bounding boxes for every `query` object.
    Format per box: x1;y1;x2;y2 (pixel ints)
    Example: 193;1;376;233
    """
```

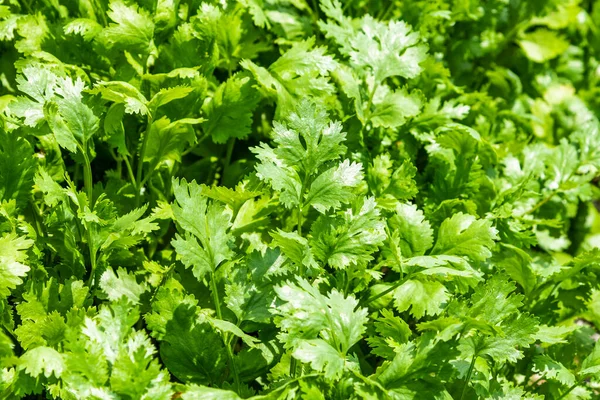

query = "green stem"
290;172;311;379
364;275;409;305
2;325;18;348
30;202;46;239
80;148;94;206
92;0;108;25
311;0;320;22
341;0;354;12
140;160;160;190
377;1;395;20
222;137;236;184
21;0;34;14
459;354;477;400
148;268;172;305
365;82;379;124
85;226;97;288
524;189;560;215
210;272;240;392
79;144;98;288
289;195;305;379
289;354;299;379
123;155;137;189
181;134;209;157
358;81;380;150
210;272;224;320
495;20;529;57
583;0;593;89
135;115;153;207
557;382;579;400
297;204;303;237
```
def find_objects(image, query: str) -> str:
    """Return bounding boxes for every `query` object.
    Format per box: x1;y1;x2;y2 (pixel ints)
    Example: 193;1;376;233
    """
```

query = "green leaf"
93;81;149;115
61;300;173;398
310;197;386;269
104;103;128;156
305;160;363;213
148;86;193;114
144;117;201;166
99;0;155;53
367;309;412;359
159;304;226;385
293;339;346;379
225;249;288;324
64;18;102;41
370;87;423;129
393;279;449;318
533;355;577;386
242;38;336;115
431;213;498;262
9;66;57;127
252;143;302;209
18;346;64;378
270;230;319;272
388;203;434;259
202;74;259;144
99;267;148;304
273;278;368;354
209;317;258;348
0;130;36;209
171;178;234;279
517;29;570;63
581;340;600;377
533;324;578;346
182;386;243;400
321;13;428;82
0;233;33;299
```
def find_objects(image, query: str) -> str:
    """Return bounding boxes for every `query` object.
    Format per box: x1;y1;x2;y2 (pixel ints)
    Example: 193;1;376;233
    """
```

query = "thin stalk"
123;155;137;188
85;227;97;288
290;172;311;378
290;199;305;379
30;202;46;240
364;275;409;305
557;382;580;400
92;0;107;25
140;160;160;189
296;172;310;250
221;137;236;185
135;115;153;207
108;148;135;187
583;0;593;89
297;205;303;237
210;272;224;319
289;353;299;378
73;164;81;190
524;190;558;215
342;0;354;12
365;82;379;123
225;137;235;169
377;1;395;20
181;134;209;157
148;264;176;304
210;272;241;392
2;325;18;348
358;82;380;149
459;354;477;400
21;0;33;14
81;147;94;206
311;0;320;24
79;145;98;288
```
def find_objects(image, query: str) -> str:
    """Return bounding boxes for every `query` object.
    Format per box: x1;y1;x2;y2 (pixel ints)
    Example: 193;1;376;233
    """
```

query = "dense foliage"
1;0;600;398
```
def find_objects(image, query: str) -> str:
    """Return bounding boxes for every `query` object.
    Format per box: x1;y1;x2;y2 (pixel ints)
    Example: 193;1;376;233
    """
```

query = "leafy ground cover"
1;0;600;398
